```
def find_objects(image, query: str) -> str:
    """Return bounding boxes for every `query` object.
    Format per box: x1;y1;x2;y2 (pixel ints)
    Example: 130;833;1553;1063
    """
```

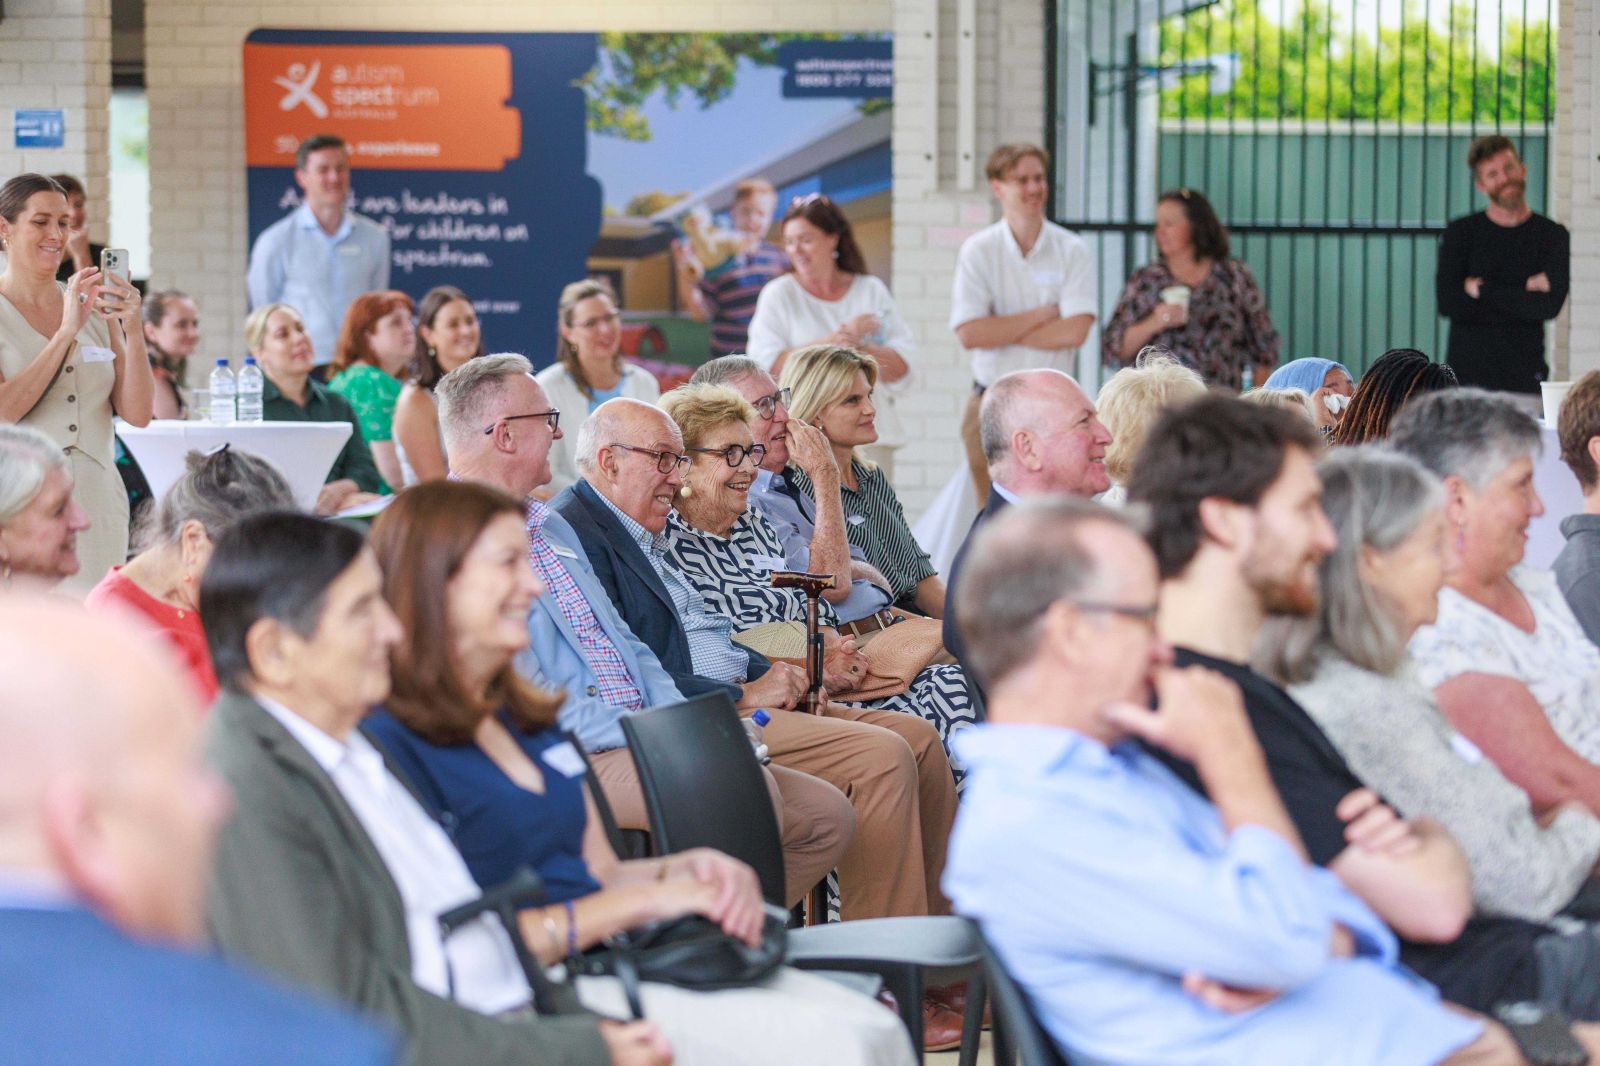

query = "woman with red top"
86;445;293;705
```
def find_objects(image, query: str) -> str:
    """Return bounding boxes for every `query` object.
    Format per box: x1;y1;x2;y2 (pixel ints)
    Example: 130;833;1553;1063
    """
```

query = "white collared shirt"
949;218;1098;387
253;695;530;1015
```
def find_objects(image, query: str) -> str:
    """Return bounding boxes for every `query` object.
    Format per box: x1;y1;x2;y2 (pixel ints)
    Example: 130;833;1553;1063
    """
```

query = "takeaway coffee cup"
1159;285;1191;311
1542;380;1574;426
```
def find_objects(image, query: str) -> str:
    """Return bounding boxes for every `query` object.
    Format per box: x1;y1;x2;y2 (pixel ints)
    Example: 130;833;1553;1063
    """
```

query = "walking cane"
770;571;836;714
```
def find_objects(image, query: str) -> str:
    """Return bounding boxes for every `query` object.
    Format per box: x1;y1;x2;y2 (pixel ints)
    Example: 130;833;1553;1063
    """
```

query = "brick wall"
141;0;1046;519
1558;0;1595;379
0;0;111;241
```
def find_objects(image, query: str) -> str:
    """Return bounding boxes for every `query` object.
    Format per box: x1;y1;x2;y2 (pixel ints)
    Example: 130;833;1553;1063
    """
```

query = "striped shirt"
787;460;937;601
523;499;644;713
698;243;787;357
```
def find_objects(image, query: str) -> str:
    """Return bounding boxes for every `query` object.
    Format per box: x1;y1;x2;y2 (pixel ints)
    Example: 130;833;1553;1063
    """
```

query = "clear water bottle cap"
751;710;771;726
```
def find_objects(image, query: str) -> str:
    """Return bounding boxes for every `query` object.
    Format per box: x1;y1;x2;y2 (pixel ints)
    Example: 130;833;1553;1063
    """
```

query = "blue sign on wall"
14;109;65;149
779;40;893;99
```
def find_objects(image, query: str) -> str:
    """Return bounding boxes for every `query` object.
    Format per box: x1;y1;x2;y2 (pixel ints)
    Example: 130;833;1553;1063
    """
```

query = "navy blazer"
942;487;1010;689
552;479;770;702
0;904;395;1065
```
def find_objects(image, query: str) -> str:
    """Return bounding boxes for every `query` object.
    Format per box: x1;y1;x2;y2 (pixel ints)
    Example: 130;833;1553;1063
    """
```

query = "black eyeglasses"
483;409;561;435
751;388;791;421
691;443;767;468
610;444;691;475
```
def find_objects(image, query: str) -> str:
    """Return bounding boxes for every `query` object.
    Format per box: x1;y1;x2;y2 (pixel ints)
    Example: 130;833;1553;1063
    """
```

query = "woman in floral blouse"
1102;188;1280;390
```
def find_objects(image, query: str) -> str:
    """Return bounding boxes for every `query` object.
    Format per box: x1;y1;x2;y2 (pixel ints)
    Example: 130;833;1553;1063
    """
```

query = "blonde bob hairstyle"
658;382;758;452
1096;350;1208;485
243;302;302;356
779;344;880;470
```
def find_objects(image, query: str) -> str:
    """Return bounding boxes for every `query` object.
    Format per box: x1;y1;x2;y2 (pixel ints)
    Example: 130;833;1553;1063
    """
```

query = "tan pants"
587;747;853;907
960;387;992;502
762;703;958;920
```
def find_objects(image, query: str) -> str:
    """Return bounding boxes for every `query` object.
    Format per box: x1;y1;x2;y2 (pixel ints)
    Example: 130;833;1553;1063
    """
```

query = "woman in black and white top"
658;381;978;786
779;344;942;616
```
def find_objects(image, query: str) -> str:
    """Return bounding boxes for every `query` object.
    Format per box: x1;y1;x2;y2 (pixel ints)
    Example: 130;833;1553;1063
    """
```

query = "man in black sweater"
1436;135;1570;399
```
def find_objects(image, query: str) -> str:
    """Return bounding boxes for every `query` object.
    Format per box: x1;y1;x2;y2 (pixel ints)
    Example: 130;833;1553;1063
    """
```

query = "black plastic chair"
979;931;1075;1066
620;692;987;1063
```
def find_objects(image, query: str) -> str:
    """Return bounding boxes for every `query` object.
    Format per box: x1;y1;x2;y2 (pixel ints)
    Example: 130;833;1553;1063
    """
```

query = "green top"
327;363;402;444
261;375;384;495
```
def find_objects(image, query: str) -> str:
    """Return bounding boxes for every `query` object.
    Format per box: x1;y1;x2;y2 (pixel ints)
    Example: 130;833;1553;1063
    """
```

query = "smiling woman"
0;172;154;591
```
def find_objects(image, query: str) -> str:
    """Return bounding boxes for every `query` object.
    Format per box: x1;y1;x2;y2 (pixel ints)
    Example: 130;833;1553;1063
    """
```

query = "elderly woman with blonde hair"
1093;349;1208;503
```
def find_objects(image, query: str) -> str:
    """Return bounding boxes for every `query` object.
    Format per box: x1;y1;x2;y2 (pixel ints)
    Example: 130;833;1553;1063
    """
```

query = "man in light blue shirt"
248;134;391;371
944;496;1515;1065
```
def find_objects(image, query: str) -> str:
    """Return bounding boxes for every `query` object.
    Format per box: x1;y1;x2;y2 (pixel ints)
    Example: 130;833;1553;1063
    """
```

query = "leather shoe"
922;997;964;1052
928;980;992;1030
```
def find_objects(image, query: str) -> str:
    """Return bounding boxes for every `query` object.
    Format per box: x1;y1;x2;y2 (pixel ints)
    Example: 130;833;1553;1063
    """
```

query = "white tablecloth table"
118;420;351;512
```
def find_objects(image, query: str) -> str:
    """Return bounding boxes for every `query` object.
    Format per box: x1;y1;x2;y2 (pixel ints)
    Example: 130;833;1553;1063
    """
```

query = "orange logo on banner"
243;43;522;171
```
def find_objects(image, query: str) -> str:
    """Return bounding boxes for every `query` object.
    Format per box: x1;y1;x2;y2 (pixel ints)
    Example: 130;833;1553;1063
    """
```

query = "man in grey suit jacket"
200;512;669;1066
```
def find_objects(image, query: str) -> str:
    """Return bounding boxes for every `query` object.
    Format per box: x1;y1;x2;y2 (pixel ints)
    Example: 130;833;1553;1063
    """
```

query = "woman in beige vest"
0;174;152;593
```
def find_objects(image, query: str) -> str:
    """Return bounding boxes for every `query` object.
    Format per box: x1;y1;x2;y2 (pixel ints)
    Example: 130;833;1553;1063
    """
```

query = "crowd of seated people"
16;126;1600;1066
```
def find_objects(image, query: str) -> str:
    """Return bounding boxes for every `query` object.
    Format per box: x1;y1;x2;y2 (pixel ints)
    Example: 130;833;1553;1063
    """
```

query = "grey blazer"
203;689;608;1066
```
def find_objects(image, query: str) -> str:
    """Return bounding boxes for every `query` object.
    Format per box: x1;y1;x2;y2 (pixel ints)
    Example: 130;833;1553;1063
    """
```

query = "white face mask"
1323;392;1350;415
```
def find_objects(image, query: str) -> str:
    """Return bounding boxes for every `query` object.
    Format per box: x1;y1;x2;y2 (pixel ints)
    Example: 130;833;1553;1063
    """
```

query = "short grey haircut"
979;369;1082;465
688;355;766;389
436;352;535;448
1387;387;1541;488
573;398;675;475
134;446;296;551
0;425;67;522
1256;447;1445;685
953;495;1147;689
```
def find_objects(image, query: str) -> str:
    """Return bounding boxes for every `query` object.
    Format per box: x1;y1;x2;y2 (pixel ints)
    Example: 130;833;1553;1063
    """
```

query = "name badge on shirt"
338;243;365;256
541;740;588;779
1448;731;1485;765
847;514;867;527
79;345;116;364
548;544;579;560
748;553;787;572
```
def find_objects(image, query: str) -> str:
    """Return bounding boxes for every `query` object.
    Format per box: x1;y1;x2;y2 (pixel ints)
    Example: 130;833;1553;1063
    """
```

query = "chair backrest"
980;932;1076;1066
618;693;787;906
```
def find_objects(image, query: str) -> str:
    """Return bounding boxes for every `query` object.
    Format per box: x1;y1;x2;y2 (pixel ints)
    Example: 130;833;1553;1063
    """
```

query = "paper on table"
334;495;394;520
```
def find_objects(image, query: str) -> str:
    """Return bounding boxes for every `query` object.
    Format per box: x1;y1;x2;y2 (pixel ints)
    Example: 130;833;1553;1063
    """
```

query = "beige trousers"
762;703;957;920
587;747;854;908
959;387;992;502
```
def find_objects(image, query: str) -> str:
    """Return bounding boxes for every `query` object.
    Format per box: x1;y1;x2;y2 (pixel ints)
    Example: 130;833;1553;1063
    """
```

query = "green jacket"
261;376;384;495
203;689;608;1066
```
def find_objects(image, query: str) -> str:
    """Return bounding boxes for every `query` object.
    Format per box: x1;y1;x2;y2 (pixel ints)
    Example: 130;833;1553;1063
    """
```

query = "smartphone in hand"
98;248;130;313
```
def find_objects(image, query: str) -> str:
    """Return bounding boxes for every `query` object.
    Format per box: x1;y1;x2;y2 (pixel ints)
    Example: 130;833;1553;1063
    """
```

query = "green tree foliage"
1158;0;1553;121
624;190;689;216
579;32;892;141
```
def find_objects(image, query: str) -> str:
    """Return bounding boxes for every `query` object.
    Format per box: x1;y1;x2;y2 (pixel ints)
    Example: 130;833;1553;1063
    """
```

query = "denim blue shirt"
749;468;893;622
945;724;1483;1066
247;204;391;367
590;490;749;684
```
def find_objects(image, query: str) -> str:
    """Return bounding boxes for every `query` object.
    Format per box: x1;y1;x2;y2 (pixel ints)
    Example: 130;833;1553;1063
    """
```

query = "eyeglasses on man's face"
483;409;561;435
751;388;791;421
609;443;692;475
691;443;767;468
1070;599;1160;631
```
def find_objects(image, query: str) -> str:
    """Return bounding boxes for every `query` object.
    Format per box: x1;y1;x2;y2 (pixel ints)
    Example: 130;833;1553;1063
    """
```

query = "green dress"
328;363;402;494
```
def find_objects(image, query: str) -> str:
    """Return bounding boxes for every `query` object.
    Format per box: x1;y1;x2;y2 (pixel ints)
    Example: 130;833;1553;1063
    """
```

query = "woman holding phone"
0;173;152;593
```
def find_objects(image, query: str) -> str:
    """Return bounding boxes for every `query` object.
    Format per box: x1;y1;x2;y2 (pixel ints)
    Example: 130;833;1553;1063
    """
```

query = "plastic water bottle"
208;358;236;424
236;356;264;423
742;709;772;765
863;306;890;346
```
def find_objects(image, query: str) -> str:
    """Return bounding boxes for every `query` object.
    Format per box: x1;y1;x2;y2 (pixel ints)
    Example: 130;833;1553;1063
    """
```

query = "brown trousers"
762;703;958;920
960;386;992;502
587;747;854;907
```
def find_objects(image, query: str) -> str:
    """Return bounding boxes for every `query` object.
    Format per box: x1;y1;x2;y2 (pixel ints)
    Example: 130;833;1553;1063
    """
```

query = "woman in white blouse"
746;195;914;452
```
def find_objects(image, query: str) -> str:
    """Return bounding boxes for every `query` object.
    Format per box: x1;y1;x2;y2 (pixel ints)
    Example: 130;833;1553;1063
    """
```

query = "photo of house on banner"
582;33;892;384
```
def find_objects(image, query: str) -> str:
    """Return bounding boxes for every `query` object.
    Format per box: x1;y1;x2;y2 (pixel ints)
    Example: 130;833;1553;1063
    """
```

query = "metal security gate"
1046;0;1556;381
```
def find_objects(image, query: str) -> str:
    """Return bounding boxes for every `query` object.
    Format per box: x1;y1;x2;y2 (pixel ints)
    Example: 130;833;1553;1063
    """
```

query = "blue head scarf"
1263;357;1350;394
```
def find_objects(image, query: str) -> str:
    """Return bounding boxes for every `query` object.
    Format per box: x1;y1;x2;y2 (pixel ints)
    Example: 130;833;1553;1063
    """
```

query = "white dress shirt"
254;696;531;1015
948;218;1098;387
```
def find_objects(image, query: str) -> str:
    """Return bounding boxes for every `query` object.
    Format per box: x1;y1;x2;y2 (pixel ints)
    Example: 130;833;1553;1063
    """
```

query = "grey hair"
1387;387;1541;488
574;398;673;475
688;355;766;389
979;368;1082;466
953;495;1147;690
134;446;297;551
0;425;67;522
1255;447;1445;685
436;352;535;449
